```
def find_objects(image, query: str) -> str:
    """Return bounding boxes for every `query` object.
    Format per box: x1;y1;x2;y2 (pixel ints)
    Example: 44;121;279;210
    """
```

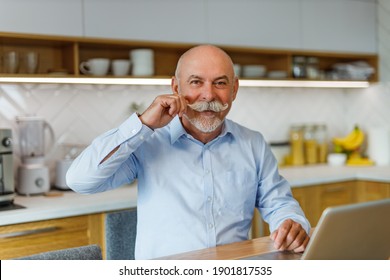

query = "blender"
16;116;54;195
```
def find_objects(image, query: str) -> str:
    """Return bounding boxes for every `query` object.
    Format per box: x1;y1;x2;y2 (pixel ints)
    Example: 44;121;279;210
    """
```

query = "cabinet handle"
0;226;60;239
323;187;346;193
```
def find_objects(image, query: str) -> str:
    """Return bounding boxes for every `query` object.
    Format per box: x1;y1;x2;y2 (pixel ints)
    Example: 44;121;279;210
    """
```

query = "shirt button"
205;169;210;174
207;196;212;202
131;129;137;134
140;135;144;140
208;223;214;229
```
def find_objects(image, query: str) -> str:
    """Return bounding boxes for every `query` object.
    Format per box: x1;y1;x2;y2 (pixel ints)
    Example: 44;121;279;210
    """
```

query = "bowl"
242;65;267;78
327;153;347;166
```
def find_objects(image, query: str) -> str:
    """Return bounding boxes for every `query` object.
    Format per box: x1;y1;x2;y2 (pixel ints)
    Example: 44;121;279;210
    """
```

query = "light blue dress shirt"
67;113;310;259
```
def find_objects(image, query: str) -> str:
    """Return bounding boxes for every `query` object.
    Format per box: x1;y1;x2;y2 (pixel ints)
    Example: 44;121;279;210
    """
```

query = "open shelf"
0;31;378;87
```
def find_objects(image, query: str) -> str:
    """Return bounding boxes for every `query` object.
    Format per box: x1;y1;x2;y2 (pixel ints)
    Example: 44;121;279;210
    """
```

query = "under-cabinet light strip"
0;77;370;88
239;79;370;88
0;77;172;86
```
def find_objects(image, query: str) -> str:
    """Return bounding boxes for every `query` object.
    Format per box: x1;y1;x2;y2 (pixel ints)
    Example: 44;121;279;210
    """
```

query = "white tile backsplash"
2;83;389;166
230;87;352;142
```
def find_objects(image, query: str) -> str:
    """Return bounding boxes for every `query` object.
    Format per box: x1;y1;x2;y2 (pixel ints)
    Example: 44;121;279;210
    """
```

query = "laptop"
243;198;390;260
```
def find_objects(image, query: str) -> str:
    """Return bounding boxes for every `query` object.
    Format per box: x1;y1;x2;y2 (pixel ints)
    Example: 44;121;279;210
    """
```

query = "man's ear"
171;76;179;94
232;77;239;101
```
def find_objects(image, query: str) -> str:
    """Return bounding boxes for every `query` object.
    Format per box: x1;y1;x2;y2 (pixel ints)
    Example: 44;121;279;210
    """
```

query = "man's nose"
199;82;215;101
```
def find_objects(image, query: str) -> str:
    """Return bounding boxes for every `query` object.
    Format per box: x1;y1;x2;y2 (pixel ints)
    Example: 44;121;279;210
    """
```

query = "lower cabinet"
0;214;104;260
292;180;390;229
293;181;357;227
355;180;390;202
255;180;390;238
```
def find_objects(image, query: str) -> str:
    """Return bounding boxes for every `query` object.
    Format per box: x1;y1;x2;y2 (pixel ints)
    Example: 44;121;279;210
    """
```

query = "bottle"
290;125;305;165
292;56;307;78
315;124;328;163
304;125;317;164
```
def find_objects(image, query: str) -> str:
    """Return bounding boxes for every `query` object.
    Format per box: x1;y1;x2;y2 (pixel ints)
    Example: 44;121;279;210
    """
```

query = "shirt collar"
169;116;235;144
169;116;187;144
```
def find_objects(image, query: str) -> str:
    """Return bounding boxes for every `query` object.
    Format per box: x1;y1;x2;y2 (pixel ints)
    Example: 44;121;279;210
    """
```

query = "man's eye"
190;80;202;85
214;81;227;88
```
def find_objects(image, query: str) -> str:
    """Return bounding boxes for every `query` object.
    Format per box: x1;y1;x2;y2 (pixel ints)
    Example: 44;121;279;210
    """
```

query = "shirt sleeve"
66;113;154;194
257;143;311;234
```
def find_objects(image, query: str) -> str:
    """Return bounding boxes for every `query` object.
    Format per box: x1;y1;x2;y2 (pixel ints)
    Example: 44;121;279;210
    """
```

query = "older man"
67;45;310;259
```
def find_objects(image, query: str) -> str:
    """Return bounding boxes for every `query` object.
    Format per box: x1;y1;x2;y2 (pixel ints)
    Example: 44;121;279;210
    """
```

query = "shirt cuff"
117;112;154;143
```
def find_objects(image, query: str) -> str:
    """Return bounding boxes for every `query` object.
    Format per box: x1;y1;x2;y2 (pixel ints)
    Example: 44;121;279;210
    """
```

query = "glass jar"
304;125;318;164
315;124;328;163
290;125;305;165
292;56;307;78
270;141;290;166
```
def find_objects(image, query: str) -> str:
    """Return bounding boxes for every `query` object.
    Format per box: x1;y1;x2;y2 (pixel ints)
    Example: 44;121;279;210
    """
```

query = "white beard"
183;114;223;133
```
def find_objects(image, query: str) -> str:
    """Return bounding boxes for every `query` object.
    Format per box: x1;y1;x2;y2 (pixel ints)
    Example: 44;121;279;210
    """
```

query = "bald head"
175;45;235;79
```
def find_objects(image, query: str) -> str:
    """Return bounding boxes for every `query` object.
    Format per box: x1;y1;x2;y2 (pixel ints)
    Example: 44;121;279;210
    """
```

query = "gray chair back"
105;209;137;260
16;244;103;260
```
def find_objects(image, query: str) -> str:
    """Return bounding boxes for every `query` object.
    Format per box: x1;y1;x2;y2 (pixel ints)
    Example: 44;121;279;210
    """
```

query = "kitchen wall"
1;0;390;184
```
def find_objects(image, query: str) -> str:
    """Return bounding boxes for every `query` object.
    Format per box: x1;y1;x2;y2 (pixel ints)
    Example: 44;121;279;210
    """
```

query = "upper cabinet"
206;0;302;49
301;0;377;52
206;0;377;53
0;0;84;37
83;0;208;44
0;0;378;54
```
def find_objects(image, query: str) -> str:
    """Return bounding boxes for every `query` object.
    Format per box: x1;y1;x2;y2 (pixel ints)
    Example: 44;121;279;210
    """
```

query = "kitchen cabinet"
257;180;390;237
284;181;356;234
0;31;378;82
207;0;301;49
83;0;208;44
0;0;378;54
355;180;390;202
0;213;104;260
210;0;377;52
82;0;377;53
0;0;83;37
291;180;390;227
301;0;377;53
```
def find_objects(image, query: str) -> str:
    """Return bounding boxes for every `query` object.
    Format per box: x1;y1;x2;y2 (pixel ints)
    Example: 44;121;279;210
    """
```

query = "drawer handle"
324;187;346;193
0;226;60;239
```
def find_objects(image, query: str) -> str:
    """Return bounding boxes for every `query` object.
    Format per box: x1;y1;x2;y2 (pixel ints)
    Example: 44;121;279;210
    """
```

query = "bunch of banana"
332;125;365;151
346;151;374;166
347;156;374;166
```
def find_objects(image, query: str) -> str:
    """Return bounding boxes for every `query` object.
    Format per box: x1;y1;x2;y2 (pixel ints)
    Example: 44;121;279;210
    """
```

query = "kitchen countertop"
280;164;390;187
0;184;137;226
1;165;390;227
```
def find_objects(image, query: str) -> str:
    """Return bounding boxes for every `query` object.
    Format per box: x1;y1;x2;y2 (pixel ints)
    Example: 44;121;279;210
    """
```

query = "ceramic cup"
79;58;110;76
112;59;131;76
129;49;154;76
25;51;39;74
3;51;20;73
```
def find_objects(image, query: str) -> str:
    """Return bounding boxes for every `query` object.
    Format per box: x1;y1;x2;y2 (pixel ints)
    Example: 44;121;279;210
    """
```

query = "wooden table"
157;236;277;260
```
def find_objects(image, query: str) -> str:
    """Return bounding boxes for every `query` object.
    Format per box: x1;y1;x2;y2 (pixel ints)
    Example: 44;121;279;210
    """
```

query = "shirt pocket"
219;170;258;217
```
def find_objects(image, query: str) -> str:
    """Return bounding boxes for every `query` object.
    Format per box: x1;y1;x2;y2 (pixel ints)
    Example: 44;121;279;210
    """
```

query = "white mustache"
187;101;229;112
